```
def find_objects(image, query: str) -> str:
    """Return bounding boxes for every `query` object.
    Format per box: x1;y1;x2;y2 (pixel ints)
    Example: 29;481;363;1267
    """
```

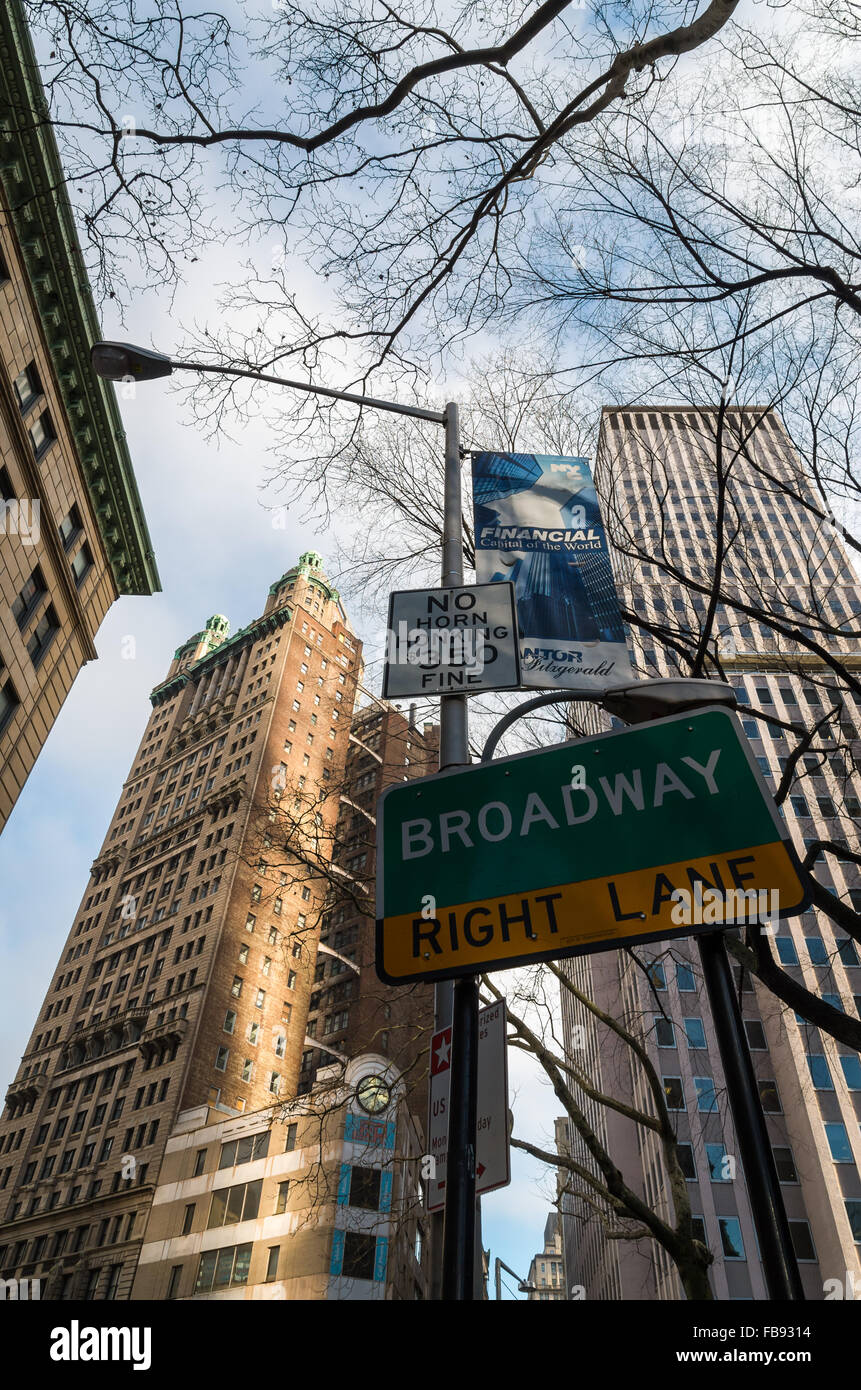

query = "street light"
91;340;446;422
91;338;475;1302
91;341;173;381
494;1256;537;1300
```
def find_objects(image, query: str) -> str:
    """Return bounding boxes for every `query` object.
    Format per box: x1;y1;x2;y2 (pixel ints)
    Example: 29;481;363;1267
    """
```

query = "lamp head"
91;341;173;382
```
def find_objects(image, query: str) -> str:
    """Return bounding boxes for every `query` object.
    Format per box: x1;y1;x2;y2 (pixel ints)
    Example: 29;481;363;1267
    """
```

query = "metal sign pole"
431;402;478;1301
697;932;805;1299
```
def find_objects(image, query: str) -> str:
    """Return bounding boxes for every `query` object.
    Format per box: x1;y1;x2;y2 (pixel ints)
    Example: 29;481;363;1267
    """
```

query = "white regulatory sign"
382;582;520;699
427;999;511;1212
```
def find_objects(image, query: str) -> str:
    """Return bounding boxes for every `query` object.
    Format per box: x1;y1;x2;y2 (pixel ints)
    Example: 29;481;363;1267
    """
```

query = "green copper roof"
269;550;340;603
0;2;160;595
172;613;230;662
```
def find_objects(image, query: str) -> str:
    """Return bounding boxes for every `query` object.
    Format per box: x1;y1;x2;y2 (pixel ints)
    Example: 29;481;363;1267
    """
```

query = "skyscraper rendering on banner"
557;408;861;1300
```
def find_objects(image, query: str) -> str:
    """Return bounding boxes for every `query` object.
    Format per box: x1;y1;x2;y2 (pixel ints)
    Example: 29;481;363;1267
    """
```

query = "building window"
758;1079;782;1112
349;1166;382;1210
181;1203;195;1235
284;1123;298;1152
788;1221;817;1261
845;1200;861;1243
743;1020;767;1050
206;1179;262;1229
223;1010;236;1034
805;936;830;965
654;1017;675;1048
214;1046;229;1071
694;1077;718;1112
276;1181;290;1214
824;1122;854;1163
772;1146;798;1183
264;1246;280;1283
241;1058;254;1083
217;1132;269;1170
193;1149;207;1177
341;1231;377;1281
268;1072;280;1094
71;542;94;587
255;988;266;1008
58;504;83;551
683;1018;707;1050
0;677;20;737
718;1217;745;1261
166;1265;183;1299
806;1055;833;1090
663;1077;685;1110
194;1243;253;1293
12;565;47;630
676;963;696;992
675;1143;696;1181
839;1055;861;1090
28;409;56;459
13;362;42;412
27;604;60;667
705;1143;731;1182
775;938;798;965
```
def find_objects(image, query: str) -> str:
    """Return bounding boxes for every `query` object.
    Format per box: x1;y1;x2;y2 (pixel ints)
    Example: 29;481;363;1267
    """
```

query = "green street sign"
375;706;808;984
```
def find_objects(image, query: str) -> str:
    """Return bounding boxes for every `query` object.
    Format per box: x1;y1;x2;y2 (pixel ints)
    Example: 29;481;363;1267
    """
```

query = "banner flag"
472;451;632;691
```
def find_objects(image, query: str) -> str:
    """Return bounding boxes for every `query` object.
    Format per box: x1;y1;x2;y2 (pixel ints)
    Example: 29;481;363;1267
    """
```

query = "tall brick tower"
0;550;361;1299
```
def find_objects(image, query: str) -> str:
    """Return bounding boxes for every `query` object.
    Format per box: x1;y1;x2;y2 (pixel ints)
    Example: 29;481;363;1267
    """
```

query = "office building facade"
558;408;861;1300
131;1052;427;1301
0;3;160;834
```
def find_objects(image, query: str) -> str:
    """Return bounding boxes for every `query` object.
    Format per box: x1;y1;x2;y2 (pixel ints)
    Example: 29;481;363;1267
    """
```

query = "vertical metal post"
697;932;805;1300
442;973;479;1298
429;402;474;1299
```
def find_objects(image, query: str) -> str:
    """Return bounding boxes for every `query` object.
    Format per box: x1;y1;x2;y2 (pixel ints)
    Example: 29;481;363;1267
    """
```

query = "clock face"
356;1074;391;1115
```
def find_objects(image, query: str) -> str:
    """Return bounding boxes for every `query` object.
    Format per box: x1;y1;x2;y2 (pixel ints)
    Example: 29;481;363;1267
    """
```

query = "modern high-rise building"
0;550;363;1299
0;2;160;834
558;407;861;1300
